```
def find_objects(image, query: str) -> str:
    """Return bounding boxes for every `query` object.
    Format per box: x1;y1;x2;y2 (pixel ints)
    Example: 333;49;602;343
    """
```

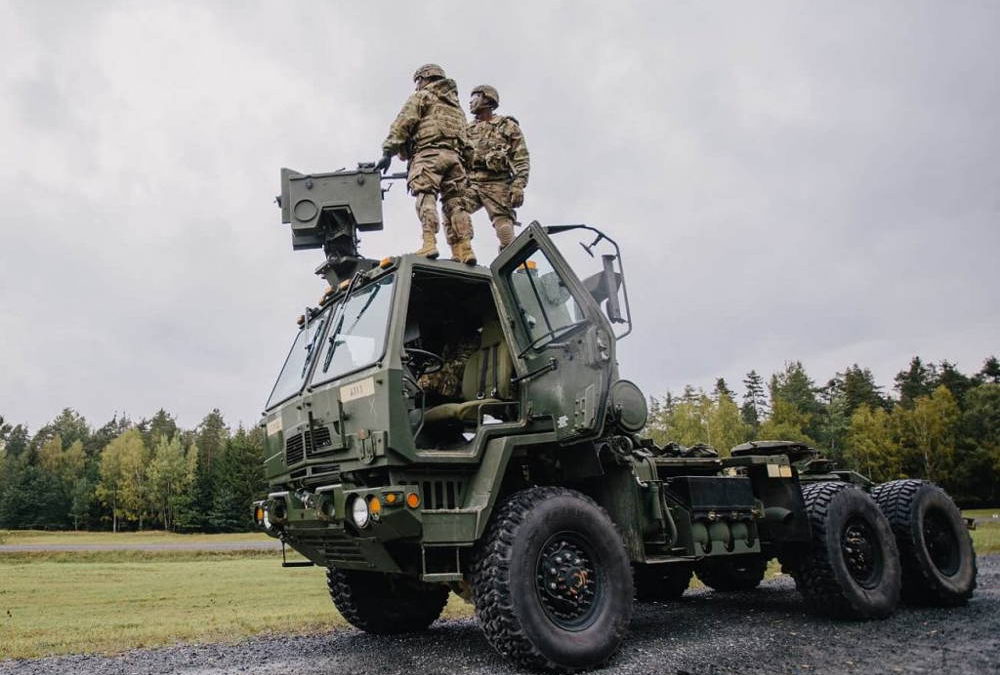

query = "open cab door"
491;222;620;443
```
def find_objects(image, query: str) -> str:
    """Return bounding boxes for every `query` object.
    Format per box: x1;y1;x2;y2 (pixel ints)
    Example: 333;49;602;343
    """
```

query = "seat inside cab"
403;270;517;448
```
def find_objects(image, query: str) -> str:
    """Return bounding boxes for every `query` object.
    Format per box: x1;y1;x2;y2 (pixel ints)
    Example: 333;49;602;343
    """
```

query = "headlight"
263;507;272;530
351;496;370;528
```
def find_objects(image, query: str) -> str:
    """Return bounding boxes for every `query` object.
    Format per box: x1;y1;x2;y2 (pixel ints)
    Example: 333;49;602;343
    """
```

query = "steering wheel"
403;347;444;376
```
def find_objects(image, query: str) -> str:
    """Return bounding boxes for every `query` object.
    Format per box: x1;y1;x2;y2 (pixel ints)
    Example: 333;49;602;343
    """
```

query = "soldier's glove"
374;152;392;174
510;185;524;208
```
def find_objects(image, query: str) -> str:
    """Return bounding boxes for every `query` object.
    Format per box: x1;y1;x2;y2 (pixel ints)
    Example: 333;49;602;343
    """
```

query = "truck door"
491;223;617;442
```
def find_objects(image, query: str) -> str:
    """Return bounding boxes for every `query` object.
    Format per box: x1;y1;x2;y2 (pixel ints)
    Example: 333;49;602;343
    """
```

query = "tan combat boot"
456;239;477;266
414;231;439;259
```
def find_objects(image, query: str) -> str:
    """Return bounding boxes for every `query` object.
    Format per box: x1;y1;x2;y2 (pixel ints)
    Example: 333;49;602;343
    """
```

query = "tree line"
648;355;1000;506
1;354;997;531
0;409;265;532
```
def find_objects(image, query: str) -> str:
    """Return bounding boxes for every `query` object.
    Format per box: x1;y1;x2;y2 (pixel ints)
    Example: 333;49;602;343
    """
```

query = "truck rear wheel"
471;487;634;672
696;555;768;592
871;479;977;606
634;562;692;601
794;481;901;619
326;567;448;634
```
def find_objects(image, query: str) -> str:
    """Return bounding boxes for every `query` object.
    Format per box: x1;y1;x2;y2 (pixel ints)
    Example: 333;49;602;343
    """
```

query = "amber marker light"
254;506;264;524
368;496;382;520
405;492;421;509
379;257;395;269
296;315;305;326
384;492;399;505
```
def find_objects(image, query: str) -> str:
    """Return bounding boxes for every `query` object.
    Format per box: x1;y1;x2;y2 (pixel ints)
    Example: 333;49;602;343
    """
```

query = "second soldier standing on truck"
466;85;530;249
376;64;478;265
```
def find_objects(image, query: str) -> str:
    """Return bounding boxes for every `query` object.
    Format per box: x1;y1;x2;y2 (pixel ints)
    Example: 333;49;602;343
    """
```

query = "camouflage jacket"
467;115;530;188
417;338;478;399
382;78;471;160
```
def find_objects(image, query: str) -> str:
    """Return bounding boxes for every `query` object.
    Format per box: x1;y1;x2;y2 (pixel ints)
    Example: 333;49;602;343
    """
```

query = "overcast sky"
1;1;998;433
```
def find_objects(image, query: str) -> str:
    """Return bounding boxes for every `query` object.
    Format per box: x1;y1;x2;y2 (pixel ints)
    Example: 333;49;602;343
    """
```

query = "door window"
507;248;586;351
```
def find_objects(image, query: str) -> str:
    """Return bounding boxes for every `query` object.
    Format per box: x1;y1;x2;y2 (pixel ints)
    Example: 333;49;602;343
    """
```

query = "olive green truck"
253;165;977;672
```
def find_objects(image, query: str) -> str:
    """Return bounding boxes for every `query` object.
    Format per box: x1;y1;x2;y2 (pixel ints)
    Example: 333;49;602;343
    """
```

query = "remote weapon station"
255;164;977;672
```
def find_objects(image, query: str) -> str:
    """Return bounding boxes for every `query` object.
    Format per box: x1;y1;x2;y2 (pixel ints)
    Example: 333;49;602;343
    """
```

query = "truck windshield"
311;274;395;386
265;309;330;410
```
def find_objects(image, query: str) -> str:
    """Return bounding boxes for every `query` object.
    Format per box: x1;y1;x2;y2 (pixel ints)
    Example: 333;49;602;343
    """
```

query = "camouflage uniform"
467;111;530;248
382;75;475;257
418;338;478;399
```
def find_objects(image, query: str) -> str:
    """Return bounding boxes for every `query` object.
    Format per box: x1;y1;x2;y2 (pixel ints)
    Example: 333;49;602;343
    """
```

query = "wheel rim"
841;516;883;589
923;509;961;576
535;532;602;630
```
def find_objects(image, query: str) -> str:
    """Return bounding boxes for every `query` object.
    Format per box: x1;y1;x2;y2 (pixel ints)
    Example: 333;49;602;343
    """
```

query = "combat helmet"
413;63;446;81
472;84;499;108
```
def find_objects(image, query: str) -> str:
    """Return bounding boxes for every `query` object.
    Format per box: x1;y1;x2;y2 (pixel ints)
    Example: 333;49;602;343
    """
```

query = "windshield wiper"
299;317;327;378
322;311;346;372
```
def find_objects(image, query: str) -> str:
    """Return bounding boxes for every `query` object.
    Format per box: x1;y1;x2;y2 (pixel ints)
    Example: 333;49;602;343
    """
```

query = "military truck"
254;164;977;672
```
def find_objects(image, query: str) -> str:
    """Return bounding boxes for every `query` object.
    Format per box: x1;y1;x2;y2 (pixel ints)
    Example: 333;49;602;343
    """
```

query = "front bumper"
253;484;424;570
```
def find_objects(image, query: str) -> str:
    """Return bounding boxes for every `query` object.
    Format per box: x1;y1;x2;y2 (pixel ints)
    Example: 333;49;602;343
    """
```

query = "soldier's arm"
506;119;530;188
382;92;426;157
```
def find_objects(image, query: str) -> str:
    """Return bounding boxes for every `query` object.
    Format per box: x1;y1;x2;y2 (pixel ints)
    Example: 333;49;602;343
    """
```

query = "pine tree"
712;378;734;402
977;356;1000;385
894;356;936;408
208;427;265;531
932;361;974;404
741;370;767;429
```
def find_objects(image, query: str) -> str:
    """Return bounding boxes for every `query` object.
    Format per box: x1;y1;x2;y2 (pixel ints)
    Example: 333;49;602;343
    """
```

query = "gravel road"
2;556;997;675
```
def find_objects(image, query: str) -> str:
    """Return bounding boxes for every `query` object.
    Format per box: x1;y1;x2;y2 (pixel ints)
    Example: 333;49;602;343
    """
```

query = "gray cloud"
1;1;998;431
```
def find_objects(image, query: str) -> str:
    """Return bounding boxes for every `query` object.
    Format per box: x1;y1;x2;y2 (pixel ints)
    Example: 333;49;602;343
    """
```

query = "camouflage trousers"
407;148;473;245
466;178;517;247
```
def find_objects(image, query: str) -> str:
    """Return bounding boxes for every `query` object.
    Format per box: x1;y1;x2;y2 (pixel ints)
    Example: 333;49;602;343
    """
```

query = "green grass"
0;554;471;660
0;530;264;547
963;508;1000;520
972;521;1000;554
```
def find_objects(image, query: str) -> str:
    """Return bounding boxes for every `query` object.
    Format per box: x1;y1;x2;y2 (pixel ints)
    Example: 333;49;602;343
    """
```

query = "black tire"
696;555;768;592
794;481;901;619
471;487;634;672
326;567;448;634
634;562;692;601
871;479;977;606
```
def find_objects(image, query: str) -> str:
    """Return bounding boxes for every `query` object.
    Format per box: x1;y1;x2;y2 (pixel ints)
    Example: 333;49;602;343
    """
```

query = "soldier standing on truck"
465;85;530;249
375;64;478;265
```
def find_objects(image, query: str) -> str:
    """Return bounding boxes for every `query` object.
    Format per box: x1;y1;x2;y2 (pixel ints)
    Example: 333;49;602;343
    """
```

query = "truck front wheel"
326;567;448;634
471;487;634;671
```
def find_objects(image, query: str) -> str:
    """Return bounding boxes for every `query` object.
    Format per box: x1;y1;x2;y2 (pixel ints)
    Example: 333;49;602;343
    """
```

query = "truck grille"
285;433;305;465
285;426;334;465
421;480;463;510
294;531;365;565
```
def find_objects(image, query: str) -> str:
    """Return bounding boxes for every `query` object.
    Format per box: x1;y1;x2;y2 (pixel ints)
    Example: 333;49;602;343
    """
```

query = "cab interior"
402;269;519;449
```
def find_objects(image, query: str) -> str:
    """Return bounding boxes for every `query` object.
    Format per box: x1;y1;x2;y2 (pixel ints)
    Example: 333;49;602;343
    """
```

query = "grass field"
0;550;471;660
963;508;1000;520
0;530;264;547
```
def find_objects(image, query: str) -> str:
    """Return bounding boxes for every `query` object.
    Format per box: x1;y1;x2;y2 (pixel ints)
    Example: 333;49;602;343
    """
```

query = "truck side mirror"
601;254;624;324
